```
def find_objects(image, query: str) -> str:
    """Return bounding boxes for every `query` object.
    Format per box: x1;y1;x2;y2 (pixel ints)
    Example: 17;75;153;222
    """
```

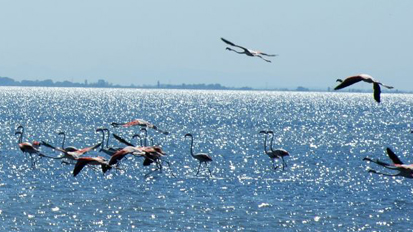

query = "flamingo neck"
189;136;195;158
269;133;274;151
61;133;66;149
263;134;268;153
105;130;110;148
18;131;23;144
97;130;105;150
230;49;244;54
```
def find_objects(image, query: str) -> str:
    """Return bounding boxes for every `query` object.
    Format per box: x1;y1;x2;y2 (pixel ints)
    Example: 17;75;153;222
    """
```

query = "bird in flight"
334;74;393;103
221;38;277;63
111;119;169;135
363;147;413;178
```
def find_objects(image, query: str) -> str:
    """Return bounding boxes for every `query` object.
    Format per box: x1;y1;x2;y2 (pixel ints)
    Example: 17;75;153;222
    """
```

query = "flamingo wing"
41;141;65;152
334;75;363;90
258;52;277;57
221;38;248;51
380;83;394;89
373;82;381;103
77;143;102;155
109;152;127;166
73;158;93;176
113;134;134;146
143;157;154;166
386;147;403;165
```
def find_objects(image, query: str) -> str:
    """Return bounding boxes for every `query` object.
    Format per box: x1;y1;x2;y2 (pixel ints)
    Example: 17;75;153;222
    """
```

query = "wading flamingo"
267;131;289;170
15;125;45;167
184;133;213;176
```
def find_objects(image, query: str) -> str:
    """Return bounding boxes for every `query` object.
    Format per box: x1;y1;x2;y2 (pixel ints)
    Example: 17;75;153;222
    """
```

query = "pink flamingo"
334;74;393;103
221;38;277;63
111;119;169;134
15;125;45;167
73;156;111;177
363;147;413;178
41;141;101;164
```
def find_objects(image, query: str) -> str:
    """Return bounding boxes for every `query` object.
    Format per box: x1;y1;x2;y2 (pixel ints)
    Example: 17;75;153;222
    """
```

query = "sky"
0;0;412;90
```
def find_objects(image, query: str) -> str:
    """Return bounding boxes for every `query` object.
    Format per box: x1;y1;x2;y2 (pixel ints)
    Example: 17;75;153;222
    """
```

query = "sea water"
0;87;412;231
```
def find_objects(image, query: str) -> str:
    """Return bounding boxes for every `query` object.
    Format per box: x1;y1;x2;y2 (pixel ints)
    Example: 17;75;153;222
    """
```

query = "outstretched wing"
41;141;65;153
386;147;403;165
380;83;394;89
77;143;102;155
334;75;363;90
73;158;91;176
113;134;134;146
373;82;381;103
221;38;248;51
108;152;127;166
258;52;277;57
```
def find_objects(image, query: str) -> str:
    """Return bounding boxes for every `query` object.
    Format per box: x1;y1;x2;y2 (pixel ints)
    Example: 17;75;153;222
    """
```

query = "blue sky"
0;0;412;90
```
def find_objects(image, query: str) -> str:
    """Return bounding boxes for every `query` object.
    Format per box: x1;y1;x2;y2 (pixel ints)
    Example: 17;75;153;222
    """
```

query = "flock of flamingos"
11;38;411;179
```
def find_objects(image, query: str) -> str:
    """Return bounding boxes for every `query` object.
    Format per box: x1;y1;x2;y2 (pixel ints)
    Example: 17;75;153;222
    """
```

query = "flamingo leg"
206;163;213;177
367;169;398;177
30;154;36;169
271;159;279;170
195;162;202;176
161;159;176;177
144;168;161;178
282;156;287;168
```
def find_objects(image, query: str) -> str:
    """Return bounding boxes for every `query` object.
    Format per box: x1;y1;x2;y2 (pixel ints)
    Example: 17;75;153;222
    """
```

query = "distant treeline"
0;76;252;90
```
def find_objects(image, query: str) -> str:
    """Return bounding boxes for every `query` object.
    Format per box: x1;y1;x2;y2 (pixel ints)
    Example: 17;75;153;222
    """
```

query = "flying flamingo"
267;131;289;170
108;146;143;166
111;118;169;135
108;145;174;176
363;147;413;178
73;156;112;177
334;74;393;103
41;141;102;164
221;38;277;63
184;133;213;176
15;125;45;167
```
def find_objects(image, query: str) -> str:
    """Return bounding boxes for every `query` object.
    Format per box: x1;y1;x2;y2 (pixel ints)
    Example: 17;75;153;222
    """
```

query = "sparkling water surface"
0;87;413;231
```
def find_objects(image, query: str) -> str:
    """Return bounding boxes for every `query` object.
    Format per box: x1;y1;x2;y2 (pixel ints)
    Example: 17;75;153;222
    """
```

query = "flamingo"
15;125;45;167
267;131;289;170
221;37;277;63
111;119;169;135
73;156;111;177
41;141;102;164
108;145;174;176
108;146;144;166
259;130;280;170
184;133;213;176
363;147;413;178
334;74;393;103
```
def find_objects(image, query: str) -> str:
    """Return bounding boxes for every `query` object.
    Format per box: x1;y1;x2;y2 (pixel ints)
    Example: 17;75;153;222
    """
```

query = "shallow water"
0;87;413;231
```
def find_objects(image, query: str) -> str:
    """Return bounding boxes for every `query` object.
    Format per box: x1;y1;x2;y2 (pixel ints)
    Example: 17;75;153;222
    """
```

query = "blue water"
0;87;413;231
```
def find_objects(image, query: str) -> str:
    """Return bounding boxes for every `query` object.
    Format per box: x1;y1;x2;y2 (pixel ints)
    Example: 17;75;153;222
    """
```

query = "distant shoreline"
0;76;409;93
